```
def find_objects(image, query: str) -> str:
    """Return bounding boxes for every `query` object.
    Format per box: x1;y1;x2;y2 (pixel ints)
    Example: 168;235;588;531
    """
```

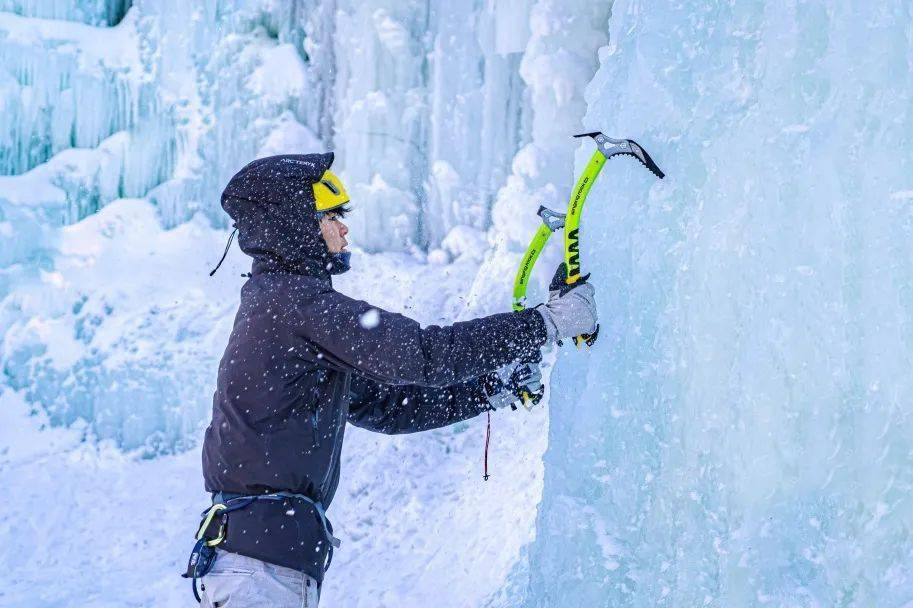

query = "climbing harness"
181;495;252;603
181;491;341;603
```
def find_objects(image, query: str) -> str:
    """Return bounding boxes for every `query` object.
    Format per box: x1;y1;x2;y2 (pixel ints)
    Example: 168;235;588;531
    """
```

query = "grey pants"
200;550;320;607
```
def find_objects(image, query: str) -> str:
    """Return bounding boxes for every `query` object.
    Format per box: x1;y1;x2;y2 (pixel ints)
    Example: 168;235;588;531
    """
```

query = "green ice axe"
511;132;664;404
512;206;567;312
510;206;566;409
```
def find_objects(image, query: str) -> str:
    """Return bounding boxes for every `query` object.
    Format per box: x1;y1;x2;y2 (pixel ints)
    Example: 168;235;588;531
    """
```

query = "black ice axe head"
574;131;665;179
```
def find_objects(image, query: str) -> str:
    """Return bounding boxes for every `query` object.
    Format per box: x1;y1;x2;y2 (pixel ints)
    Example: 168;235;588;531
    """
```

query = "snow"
0;389;207;607
890;190;913;201
358;308;380;329
0;10;138;69
247;43;308;101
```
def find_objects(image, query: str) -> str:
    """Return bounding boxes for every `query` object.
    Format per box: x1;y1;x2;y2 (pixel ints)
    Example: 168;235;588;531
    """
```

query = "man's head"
221;153;355;277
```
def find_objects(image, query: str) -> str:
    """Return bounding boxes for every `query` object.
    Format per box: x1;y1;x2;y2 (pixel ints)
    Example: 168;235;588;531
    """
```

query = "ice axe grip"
516;340;545;410
519;386;544;410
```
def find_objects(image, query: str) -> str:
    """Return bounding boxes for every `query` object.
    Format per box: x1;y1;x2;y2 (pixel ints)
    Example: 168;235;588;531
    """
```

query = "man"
193;152;597;606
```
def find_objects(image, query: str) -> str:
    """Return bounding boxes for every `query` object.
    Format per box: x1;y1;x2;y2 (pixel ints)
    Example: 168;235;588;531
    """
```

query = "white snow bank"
1;198;240;452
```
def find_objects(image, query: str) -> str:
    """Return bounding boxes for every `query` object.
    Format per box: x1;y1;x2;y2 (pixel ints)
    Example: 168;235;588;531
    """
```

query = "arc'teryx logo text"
280;158;316;167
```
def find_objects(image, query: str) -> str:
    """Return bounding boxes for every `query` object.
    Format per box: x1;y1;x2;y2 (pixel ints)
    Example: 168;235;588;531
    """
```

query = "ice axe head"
574;132;665;179
537;205;566;232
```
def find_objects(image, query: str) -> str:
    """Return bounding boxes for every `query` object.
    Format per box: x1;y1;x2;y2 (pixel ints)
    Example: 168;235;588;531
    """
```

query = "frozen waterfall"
526;1;913;606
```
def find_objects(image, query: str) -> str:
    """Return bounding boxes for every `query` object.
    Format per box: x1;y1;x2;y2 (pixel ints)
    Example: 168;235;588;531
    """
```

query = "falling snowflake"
359;308;380;329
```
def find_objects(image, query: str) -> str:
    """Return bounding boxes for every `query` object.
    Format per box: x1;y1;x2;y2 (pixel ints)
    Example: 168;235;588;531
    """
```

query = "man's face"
319;210;349;254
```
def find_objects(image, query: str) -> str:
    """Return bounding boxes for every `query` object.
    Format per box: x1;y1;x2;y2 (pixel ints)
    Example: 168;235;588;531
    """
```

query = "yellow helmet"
312;170;350;212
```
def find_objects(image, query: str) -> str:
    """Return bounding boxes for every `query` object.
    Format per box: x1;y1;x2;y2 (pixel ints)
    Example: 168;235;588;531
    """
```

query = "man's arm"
345;372;495;435
292;289;546;388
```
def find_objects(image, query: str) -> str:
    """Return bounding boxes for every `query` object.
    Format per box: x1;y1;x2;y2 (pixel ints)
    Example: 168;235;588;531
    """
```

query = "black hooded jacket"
201;152;547;583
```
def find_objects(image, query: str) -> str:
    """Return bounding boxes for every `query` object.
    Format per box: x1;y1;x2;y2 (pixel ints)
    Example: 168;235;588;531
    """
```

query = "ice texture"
468;0;612;315
527;1;913;606
0;2;330;452
0;10;157;178
331;0;533;253
0;0;129;26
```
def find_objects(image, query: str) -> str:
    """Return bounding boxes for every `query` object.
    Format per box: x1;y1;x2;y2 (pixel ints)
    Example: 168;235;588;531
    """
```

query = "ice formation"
527;1;913;605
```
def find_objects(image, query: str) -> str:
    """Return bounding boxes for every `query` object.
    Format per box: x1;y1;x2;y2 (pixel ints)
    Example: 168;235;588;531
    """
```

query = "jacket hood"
221;152;337;277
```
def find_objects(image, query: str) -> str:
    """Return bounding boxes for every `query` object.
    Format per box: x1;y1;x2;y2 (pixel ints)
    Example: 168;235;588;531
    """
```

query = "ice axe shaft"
512;206;566;313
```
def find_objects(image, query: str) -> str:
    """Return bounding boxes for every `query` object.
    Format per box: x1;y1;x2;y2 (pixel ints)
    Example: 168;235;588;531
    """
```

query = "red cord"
483;410;491;481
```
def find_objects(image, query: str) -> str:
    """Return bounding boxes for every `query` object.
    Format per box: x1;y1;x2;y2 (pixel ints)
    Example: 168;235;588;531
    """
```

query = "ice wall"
0;2;325;229
128;0;332;229
528;1;913;606
467;0;612;322
331;0;428;252
0;10;160;178
0;1;326;452
0;0;542;243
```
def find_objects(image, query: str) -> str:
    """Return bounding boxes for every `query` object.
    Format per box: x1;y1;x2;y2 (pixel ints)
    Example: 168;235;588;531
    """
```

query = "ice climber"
187;152;598;606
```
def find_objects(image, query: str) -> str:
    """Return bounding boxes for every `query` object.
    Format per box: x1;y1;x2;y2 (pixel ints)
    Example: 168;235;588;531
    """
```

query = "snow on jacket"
201;152;547;583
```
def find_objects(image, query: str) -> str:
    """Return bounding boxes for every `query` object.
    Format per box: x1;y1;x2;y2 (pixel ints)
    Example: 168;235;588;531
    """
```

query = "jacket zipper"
319;374;348;499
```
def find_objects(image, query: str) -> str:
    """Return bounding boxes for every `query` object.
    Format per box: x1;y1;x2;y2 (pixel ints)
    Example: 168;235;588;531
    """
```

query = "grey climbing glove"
535;264;598;342
483;362;543;411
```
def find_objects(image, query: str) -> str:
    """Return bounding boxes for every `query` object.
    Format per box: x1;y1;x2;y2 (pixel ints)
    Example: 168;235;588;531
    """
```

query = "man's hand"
535;264;598;342
483;362;544;411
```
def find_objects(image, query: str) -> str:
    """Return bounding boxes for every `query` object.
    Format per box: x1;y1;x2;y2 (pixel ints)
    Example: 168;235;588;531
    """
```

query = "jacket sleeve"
346;372;493;435
292;289;546;388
